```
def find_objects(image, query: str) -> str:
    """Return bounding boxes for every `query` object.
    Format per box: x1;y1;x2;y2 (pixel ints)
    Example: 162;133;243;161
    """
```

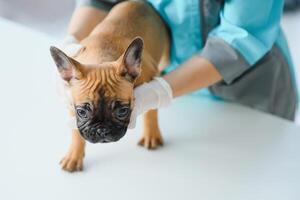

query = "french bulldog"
50;1;169;172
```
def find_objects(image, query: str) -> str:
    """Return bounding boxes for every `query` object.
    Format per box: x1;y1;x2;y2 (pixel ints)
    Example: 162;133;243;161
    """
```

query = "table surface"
0;18;299;200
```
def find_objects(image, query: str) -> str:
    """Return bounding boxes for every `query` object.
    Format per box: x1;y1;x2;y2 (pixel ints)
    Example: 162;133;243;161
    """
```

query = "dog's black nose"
85;131;99;143
96;127;110;137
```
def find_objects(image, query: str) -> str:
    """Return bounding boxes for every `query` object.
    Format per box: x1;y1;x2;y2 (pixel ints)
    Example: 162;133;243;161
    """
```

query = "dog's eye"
75;103;92;119
115;106;130;119
77;108;88;118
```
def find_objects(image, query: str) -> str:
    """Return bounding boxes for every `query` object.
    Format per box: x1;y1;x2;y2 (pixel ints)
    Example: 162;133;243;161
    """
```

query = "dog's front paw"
60;149;84;172
138;129;164;150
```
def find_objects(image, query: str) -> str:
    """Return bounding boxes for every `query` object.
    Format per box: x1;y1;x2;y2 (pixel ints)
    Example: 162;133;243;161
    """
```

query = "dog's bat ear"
50;46;83;81
119;37;143;81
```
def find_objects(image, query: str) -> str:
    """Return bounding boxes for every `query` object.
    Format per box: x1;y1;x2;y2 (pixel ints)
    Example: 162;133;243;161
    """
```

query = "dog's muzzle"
79;124;126;143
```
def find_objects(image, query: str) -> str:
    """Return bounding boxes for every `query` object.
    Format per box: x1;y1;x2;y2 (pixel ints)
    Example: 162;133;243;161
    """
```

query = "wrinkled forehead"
71;67;134;106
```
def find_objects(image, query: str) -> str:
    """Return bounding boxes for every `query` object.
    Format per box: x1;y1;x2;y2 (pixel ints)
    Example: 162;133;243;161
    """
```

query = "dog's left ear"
118;37;143;81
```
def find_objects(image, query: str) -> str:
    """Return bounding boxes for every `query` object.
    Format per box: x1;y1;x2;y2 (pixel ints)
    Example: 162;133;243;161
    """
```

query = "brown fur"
59;1;169;172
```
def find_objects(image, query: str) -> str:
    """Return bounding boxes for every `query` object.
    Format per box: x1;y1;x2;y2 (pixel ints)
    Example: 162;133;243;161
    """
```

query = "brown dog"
50;1;169;172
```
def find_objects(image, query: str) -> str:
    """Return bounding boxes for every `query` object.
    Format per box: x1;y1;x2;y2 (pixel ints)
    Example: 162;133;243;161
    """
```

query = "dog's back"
76;0;170;84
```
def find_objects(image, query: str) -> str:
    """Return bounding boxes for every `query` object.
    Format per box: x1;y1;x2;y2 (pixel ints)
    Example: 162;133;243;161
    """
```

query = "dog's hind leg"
138;109;163;149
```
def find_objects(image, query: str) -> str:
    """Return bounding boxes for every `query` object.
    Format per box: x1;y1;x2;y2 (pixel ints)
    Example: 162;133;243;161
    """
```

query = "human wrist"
152;77;173;107
133;77;173;115
62;35;79;45
57;35;83;57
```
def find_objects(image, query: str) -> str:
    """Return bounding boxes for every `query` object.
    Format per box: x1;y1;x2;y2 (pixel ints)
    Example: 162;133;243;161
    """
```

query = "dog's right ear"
117;37;143;82
50;46;83;81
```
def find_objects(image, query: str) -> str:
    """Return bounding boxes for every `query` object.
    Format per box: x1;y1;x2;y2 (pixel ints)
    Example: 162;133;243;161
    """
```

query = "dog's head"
50;38;143;143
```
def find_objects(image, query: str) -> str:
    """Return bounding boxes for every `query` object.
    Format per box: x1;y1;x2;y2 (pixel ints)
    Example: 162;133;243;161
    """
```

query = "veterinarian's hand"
57;35;83;57
55;35;83;130
128;77;173;129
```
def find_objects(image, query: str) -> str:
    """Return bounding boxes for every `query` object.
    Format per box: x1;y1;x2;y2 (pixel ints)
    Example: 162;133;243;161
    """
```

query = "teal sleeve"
200;0;284;84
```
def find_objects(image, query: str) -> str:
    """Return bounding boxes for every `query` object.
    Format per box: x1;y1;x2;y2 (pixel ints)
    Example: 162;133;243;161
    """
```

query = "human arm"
129;0;284;128
68;5;107;41
164;56;222;97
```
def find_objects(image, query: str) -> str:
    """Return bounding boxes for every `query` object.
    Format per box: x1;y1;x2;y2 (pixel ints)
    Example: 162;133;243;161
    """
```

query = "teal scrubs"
76;0;298;120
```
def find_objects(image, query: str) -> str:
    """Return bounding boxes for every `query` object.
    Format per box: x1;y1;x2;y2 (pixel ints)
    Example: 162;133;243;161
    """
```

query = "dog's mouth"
97;136;122;143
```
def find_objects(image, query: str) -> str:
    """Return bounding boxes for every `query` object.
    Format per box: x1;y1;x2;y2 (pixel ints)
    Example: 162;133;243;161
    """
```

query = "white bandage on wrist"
62;35;78;45
152;77;173;107
57;35;84;57
128;77;172;129
133;77;173;116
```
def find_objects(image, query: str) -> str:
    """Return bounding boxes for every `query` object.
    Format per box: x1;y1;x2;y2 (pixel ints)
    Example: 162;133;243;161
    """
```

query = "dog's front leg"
60;129;86;172
138;109;163;149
